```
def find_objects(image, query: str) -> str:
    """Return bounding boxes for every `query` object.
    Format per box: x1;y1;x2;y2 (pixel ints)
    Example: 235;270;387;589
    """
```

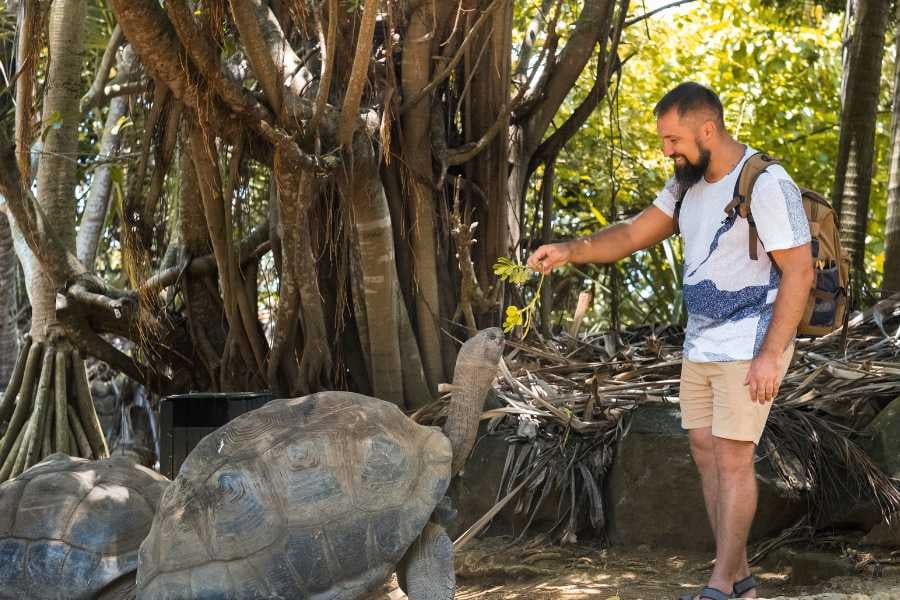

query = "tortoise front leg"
397;522;454;600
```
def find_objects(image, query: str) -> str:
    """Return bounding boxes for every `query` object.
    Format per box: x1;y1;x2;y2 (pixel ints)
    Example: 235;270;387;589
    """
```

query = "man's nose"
661;141;673;157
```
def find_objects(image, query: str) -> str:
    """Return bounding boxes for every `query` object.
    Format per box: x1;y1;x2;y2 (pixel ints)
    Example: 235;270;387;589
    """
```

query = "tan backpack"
674;152;850;337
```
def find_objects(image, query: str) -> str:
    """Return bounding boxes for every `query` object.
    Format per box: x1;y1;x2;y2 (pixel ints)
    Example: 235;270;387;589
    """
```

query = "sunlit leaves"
493;256;532;285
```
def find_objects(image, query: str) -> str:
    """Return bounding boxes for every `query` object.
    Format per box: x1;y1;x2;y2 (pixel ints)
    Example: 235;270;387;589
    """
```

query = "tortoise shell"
0;453;169;599
138;391;452;599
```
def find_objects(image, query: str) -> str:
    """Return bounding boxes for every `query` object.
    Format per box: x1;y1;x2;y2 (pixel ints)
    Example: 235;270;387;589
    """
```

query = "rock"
783;549;857;585
606;403;807;551
862;395;900;477
449;425;560;539
861;512;900;548
819;395;900;532
821;498;885;533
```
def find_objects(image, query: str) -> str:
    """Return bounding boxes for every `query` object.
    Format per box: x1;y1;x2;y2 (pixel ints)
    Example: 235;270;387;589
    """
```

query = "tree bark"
832;0;890;297
76;43;134;271
0;213;17;388
339;135;430;408
31;0;86;341
466;0;515;299
402;3;445;392
883;0;900;294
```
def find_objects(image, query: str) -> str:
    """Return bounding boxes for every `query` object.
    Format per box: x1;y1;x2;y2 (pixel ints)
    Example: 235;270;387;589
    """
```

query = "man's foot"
732;574;758;598
677;586;732;600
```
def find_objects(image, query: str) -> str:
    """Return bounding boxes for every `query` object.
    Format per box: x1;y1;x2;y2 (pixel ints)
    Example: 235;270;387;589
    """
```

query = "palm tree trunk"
832;0;890;298
883;0;900;294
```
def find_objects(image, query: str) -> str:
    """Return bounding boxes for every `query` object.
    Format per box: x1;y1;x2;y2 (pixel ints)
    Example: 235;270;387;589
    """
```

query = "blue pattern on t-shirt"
686;211;738;279
778;179;808;246
683;276;777;323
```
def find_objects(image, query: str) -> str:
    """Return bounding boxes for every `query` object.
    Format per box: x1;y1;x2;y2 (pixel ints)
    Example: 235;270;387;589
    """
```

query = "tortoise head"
443;327;504;478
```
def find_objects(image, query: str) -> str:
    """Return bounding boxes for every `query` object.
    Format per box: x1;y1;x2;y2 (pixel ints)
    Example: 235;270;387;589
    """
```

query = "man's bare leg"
707;436;757;596
688;429;755;597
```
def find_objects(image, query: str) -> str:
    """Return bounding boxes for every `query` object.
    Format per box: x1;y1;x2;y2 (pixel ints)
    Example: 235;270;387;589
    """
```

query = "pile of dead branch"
421;294;900;546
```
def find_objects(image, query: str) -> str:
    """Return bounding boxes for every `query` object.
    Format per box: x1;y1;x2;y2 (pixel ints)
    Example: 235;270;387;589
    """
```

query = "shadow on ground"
444;537;900;599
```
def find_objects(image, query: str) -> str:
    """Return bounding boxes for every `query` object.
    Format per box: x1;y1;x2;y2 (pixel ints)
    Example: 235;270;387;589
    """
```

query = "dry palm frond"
437;294;900;545
761;405;900;527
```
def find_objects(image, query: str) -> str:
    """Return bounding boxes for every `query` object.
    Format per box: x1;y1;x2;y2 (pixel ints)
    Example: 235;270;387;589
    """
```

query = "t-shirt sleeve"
751;170;811;251
652;177;678;218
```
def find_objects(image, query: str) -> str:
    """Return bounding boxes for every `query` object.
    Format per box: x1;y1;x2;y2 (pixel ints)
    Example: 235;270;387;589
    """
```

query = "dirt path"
450;537;900;599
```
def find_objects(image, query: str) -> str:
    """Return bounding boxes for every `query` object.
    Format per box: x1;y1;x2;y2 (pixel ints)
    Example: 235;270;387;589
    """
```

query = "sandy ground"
445;537;900;600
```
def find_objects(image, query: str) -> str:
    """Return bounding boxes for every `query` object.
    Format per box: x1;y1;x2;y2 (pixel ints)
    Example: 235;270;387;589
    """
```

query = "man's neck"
704;139;746;183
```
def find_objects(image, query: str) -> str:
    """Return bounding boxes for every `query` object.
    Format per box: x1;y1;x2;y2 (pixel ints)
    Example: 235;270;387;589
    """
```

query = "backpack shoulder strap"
673;184;689;234
723;152;780;260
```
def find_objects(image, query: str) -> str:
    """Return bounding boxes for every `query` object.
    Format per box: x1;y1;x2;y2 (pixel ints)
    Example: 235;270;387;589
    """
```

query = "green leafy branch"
493;257;544;335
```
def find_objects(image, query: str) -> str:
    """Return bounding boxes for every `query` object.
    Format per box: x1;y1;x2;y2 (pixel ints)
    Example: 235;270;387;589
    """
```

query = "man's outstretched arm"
526;205;675;274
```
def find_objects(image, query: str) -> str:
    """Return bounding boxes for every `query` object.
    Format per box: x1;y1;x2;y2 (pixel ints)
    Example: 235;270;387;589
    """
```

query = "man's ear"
702;119;716;140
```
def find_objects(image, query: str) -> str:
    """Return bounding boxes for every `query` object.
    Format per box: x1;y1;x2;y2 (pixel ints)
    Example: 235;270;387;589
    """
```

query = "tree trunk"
31;0;85;341
176;147;227;391
465;0;514;292
76;47;138;271
883;0;900;294
832;0;890;298
340;135;431;408
0;0;110;480
401;3;444;393
0;213;17;388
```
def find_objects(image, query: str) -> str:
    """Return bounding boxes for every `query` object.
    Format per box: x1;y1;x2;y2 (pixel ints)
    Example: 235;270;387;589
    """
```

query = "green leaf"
493;256;532;285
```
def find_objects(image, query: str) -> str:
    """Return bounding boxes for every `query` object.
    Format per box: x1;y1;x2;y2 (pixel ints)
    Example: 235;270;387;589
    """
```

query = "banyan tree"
0;0;632;473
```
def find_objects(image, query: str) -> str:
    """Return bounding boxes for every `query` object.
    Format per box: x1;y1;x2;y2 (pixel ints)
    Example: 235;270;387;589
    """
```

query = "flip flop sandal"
678;586;732;600
732;575;759;597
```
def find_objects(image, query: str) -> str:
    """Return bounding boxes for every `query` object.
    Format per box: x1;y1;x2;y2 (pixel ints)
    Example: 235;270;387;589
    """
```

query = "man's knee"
688;427;715;466
712;436;756;478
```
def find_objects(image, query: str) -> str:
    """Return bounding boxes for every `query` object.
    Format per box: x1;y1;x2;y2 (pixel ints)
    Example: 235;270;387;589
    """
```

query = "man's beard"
673;145;711;187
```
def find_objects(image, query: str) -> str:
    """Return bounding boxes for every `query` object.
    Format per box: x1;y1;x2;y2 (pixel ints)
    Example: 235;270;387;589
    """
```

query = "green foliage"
493;258;544;335
493;256;532;285
517;0;895;331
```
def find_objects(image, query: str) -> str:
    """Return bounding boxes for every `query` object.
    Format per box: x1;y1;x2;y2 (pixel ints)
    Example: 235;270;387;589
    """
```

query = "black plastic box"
159;392;273;479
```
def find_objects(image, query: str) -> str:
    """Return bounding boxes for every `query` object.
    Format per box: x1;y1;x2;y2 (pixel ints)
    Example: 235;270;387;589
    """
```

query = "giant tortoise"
138;327;504;599
0;452;169;599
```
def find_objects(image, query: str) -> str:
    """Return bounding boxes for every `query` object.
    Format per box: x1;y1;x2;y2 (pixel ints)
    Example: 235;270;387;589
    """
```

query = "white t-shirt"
652;146;811;362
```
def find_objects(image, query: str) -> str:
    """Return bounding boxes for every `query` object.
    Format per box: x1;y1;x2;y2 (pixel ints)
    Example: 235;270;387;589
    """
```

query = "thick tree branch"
528;0;629;176
108;0;245;143
14;0;48;183
513;0;557;80
339;0;379;146
165;0;277;129
522;0;613;153
229;0;306;116
400;0;506;115
188;124;268;379
80;25;125;114
309;0;338;136
226;0;348;143
0;141;84;286
57;299;178;396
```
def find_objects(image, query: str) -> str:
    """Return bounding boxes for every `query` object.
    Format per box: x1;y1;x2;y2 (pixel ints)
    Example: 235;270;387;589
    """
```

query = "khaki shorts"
679;345;794;444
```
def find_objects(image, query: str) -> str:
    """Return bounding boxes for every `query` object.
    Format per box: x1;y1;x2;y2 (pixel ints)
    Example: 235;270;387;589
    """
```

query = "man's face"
656;109;711;187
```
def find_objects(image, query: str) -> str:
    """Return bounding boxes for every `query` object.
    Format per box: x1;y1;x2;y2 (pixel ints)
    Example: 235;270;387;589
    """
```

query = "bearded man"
526;82;814;600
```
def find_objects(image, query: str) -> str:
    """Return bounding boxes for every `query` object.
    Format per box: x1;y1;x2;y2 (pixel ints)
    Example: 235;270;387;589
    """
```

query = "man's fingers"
528;249;552;272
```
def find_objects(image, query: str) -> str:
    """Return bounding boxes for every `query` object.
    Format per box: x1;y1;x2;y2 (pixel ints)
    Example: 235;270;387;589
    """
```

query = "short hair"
654;82;725;129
